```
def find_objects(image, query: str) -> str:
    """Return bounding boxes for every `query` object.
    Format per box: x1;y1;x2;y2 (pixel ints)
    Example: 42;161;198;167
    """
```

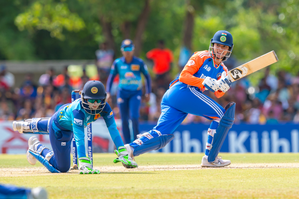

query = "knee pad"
208;102;235;162
132;134;174;156
56;130;72;142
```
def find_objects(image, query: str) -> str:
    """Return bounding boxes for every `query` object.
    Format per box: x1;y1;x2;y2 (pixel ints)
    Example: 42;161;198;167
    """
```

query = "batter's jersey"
170;50;228;98
52;99;115;157
106;56;151;93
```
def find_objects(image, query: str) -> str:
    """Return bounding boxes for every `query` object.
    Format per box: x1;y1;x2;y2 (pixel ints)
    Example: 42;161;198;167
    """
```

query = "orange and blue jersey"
129;50;229;155
170;50;228;98
139;50;227;136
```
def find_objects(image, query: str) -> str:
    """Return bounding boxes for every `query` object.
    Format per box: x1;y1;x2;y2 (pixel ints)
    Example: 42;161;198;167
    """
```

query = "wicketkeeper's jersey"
52;99;123;158
106;56;151;94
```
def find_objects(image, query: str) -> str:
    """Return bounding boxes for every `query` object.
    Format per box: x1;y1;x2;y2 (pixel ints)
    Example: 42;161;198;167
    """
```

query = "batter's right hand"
203;77;219;92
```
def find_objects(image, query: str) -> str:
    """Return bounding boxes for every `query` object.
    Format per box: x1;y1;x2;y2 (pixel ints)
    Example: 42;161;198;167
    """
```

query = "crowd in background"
1;43;299;125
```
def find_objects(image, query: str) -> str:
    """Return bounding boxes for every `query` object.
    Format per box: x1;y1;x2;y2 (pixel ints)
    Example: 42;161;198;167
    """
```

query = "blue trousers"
38;106;73;172
154;85;224;134
117;88;142;144
130;84;225;154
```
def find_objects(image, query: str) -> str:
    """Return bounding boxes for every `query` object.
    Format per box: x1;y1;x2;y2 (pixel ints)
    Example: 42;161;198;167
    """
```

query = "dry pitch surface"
1;163;299;177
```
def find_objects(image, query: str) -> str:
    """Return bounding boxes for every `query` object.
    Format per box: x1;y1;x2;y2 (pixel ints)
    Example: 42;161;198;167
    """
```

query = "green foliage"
0;0;37;60
0;0;297;80
15;0;85;40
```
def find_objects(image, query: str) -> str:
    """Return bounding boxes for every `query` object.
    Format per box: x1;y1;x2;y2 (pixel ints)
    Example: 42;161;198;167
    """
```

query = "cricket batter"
13;80;137;174
106;39;151;144
123;30;236;167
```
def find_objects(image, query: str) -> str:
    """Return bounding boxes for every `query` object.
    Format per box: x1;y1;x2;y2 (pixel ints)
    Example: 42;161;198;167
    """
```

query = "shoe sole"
201;162;231;167
27;150;37;165
122;162;138;169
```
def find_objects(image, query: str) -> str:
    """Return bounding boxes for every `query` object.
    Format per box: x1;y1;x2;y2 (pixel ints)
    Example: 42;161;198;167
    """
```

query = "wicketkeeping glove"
113;146;138;168
78;157;100;174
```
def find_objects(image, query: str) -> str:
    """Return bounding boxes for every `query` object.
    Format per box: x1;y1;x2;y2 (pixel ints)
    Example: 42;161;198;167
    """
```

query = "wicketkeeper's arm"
103;115;124;149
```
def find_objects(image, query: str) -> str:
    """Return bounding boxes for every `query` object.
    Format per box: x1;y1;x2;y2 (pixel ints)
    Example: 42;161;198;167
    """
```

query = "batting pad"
132;134;174;156
208;102;235;162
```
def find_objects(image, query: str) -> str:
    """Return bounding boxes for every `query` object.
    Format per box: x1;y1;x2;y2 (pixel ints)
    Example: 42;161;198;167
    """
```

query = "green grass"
1;153;299;198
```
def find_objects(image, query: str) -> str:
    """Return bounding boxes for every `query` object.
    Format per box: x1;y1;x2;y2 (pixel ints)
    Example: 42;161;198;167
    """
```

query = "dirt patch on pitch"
1;163;299;176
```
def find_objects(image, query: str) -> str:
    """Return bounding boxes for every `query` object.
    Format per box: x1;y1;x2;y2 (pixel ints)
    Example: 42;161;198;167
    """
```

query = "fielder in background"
123;30;236;167
13;80;137;174
106;39;151;144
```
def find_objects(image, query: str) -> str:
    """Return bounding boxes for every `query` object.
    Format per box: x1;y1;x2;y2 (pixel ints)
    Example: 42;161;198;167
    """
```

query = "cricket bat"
228;50;278;82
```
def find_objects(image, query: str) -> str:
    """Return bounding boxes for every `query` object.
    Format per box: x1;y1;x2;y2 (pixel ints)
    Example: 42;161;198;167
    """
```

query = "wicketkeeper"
123;30;235;167
13;80;137;174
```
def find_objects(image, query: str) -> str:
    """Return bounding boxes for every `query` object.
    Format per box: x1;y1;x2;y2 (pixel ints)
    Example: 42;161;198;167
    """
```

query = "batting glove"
203;77;220;92
217;71;231;93
78;157;100;174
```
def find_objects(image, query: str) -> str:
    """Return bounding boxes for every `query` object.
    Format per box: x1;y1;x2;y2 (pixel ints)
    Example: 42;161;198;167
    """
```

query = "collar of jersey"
210;57;221;69
121;56;136;64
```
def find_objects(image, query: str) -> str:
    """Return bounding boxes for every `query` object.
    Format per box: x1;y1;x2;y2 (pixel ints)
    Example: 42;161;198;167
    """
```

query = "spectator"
247;98;262;124
53;65;70;87
95;42;115;83
266;110;279;124
78;67;90;90
16;99;35;120
0;64;15;89
265;67;278;91
277;80;290;110
39;67;56;87
19;81;37;100
293;110;299;123
146;40;173;89
0;100;14;121
255;77;271;103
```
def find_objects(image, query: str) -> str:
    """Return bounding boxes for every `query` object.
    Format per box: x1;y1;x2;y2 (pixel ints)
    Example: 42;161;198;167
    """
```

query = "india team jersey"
110;56;149;91
170;50;228;98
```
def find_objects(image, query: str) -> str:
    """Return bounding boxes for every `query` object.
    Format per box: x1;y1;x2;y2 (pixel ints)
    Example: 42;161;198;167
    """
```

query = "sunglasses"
87;99;103;103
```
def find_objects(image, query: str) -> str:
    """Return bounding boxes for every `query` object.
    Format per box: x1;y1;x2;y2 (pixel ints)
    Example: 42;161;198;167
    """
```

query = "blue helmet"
81;80;107;115
210;30;234;61
121;39;134;52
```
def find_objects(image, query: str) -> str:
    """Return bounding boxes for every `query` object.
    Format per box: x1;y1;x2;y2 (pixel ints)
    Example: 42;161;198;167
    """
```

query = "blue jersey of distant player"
108;56;150;91
52;98;116;158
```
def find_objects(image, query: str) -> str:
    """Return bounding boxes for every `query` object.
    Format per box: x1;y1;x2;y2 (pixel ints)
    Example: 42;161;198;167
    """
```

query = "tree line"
0;0;297;76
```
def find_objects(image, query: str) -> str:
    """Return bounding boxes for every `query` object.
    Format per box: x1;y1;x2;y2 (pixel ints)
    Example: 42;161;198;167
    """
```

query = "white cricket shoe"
124;144;134;160
27;136;41;165
201;155;231;167
120;144;137;169
12;121;30;133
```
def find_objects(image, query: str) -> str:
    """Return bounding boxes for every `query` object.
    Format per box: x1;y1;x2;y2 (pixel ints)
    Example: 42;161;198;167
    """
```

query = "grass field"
1;153;299;199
